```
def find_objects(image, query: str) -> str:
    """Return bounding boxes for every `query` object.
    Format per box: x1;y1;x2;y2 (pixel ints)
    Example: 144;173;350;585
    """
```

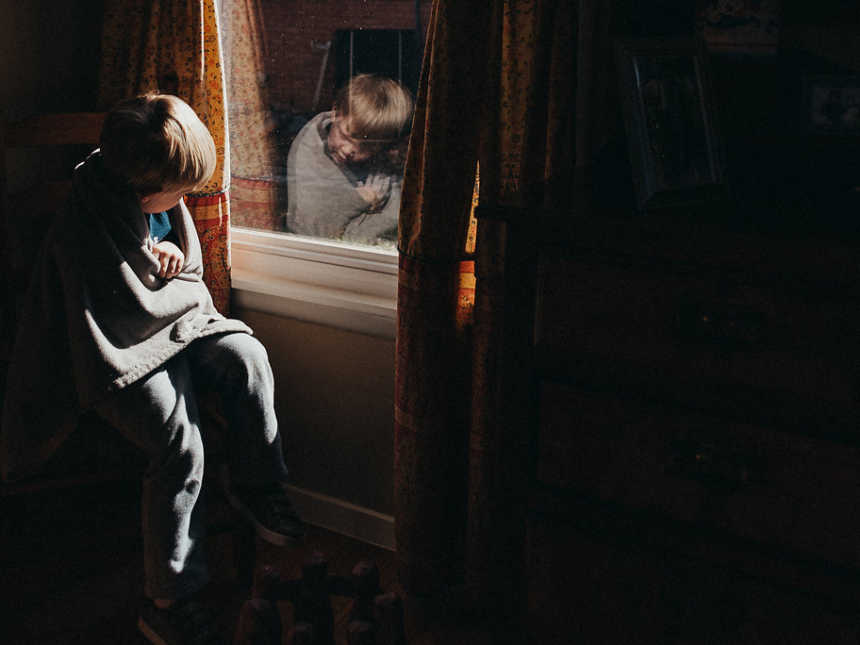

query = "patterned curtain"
396;0;582;612
98;0;232;313
219;0;282;230
395;0;492;597
467;0;579;613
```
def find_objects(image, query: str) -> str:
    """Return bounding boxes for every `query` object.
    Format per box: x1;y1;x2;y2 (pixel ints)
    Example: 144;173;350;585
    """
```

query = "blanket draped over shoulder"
1;151;251;481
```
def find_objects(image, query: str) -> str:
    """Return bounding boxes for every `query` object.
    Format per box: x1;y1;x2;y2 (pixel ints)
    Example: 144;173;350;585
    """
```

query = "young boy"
286;74;413;245
1;94;302;645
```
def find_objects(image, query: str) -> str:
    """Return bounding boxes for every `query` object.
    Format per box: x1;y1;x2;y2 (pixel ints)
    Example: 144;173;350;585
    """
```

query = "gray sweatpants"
94;332;289;601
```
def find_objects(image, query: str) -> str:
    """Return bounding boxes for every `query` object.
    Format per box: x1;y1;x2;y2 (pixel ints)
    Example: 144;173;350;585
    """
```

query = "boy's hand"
356;173;392;213
152;241;185;279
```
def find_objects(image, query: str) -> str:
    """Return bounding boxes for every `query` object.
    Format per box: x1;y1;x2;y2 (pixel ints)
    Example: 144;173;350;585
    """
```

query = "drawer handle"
677;300;767;348
667;436;765;493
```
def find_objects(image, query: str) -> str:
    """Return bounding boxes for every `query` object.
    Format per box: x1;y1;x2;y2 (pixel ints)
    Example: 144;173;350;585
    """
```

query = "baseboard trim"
286;484;395;551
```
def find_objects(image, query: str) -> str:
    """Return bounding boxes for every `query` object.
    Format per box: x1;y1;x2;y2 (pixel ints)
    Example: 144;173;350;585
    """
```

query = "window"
218;1;430;335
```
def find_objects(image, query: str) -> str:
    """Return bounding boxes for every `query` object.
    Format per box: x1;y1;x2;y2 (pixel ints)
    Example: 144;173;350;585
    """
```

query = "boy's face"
326;113;382;166
140;187;188;214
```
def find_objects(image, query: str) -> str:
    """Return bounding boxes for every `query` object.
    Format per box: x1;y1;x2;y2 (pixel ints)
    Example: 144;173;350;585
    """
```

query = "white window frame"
230;227;398;339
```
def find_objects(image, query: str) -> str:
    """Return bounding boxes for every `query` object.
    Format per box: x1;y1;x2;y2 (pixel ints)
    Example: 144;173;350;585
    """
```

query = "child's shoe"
138;596;228;645
221;466;305;545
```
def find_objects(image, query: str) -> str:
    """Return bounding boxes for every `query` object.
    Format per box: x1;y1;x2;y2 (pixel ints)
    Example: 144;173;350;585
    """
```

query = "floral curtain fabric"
466;0;578;609
395;0;579;610
219;0;282;230
395;0;493;596
98;0;232;312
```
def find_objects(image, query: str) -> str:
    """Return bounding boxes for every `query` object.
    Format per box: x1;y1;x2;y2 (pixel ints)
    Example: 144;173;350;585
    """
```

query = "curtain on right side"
396;0;611;611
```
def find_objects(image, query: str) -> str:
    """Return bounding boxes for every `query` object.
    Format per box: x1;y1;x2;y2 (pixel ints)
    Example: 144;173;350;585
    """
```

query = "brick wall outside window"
259;0;433;115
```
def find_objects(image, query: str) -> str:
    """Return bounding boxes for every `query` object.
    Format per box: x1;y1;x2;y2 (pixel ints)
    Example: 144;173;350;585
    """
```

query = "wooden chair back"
1;113;105;358
0;113;136;495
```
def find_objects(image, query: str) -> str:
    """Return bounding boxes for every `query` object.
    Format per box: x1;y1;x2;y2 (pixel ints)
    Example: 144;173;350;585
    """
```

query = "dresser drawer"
535;256;860;429
538;382;860;568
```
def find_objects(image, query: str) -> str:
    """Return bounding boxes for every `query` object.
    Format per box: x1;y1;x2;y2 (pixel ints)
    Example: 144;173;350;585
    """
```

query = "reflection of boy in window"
286;74;413;245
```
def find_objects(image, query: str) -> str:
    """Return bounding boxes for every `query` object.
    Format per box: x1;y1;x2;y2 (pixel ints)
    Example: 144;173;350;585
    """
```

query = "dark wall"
1;0;103;120
592;1;860;228
1;0;103;195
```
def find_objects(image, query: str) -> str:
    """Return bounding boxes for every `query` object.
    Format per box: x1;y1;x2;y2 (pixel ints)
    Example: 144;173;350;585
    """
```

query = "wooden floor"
1;481;519;645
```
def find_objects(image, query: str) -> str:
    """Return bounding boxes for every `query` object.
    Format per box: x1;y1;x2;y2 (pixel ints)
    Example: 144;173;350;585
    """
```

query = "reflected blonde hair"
100;93;216;196
334;74;413;143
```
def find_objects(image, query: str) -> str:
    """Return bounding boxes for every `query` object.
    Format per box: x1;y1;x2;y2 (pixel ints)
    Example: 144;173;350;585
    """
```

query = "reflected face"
326;114;382;166
140;187;188;214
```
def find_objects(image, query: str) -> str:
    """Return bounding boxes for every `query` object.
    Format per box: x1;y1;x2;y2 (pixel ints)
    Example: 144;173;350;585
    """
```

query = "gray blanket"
0;151;250;481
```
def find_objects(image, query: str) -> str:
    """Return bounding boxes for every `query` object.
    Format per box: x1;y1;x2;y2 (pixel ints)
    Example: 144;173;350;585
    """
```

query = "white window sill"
230;227;398;339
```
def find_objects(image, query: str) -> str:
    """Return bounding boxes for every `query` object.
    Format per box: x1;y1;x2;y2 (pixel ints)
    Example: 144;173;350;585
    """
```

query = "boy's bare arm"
152;241;185;279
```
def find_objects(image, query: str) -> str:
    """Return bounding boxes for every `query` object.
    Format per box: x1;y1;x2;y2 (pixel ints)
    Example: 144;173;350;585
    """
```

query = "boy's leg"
93;355;209;602
185;333;301;543
185;333;288;487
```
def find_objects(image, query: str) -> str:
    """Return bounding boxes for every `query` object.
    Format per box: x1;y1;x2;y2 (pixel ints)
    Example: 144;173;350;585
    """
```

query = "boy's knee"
223;335;273;389
239;335;270;366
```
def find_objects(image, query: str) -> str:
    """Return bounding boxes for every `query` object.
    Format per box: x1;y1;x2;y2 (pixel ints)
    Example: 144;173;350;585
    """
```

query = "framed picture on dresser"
615;37;727;213
802;75;860;137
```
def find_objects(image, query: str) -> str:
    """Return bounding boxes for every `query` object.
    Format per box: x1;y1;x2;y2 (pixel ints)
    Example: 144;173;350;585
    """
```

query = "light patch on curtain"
455;161;479;334
465;161;479;255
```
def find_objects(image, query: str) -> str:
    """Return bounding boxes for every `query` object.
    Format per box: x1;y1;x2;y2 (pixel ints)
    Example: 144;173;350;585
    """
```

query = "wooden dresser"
516;210;860;643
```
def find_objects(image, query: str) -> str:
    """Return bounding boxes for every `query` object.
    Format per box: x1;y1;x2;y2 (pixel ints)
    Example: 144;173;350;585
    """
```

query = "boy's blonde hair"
334;74;413;143
100;93;216;196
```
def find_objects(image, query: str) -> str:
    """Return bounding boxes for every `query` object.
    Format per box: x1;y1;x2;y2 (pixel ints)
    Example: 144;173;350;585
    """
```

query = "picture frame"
614;37;727;213
801;75;860;138
696;0;781;57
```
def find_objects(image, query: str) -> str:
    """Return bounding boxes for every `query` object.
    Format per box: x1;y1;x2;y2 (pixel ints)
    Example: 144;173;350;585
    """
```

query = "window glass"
218;1;431;249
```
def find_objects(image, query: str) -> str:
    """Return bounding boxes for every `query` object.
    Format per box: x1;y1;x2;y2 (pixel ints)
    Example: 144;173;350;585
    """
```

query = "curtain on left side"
219;0;281;231
98;0;232;313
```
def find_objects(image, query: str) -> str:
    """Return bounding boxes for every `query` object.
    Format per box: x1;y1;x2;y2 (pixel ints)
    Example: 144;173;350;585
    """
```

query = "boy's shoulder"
291;112;332;163
295;111;330;143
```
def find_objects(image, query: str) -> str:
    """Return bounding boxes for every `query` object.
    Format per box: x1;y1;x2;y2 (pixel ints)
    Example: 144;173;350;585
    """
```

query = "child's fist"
356;173;392;213
152;241;185;279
